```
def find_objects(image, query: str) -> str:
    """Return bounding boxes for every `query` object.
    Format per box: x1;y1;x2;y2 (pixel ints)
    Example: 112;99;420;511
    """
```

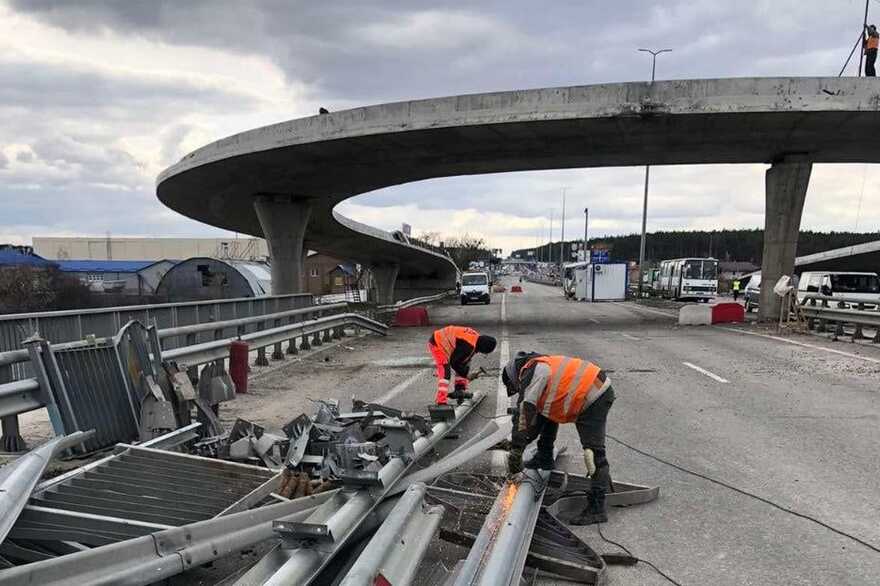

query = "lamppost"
636;47;671;299
583;207;589;262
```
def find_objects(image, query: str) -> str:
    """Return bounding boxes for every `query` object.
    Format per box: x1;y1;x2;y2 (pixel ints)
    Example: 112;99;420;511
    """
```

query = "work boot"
570;486;607;525
524;449;555;470
447;388;472;404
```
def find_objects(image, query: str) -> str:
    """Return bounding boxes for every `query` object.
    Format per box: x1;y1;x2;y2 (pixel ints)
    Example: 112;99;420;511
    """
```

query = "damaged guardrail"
376;291;453;314
235;392;485;584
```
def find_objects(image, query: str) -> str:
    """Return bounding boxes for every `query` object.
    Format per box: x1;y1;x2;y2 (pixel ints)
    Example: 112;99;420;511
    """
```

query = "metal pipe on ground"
0;430;94;544
453;468;549;586
339;483;444;586
237;393;485;585
0;490;336;586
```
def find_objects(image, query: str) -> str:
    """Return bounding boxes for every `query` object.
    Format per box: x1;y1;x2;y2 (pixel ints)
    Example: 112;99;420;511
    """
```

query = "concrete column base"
372;263;400;306
254;195;312;294
758;156;812;322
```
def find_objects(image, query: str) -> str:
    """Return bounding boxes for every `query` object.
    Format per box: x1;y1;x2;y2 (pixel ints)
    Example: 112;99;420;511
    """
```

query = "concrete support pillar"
372;263;400;305
758;156;812;322
254;195;312;294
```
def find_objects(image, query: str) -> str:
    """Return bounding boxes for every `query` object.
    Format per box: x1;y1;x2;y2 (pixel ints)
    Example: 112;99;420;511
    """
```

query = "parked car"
743;272;761;312
460;271;491;305
797;271;880;307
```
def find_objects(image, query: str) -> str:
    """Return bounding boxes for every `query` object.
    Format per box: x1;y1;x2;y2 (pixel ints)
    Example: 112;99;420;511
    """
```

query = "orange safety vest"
433;326;480;359
868;35;879;50
523;355;604;423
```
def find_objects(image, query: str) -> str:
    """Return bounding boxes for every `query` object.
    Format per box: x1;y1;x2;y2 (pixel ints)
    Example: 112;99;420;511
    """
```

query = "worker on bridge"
732;278;741;301
502;351;615;525
428;325;496;405
865;24;879;77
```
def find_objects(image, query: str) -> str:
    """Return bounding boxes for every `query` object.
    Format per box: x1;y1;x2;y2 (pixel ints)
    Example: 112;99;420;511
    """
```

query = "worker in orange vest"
865;24;879;77
502;351;616;525
428;325;497;405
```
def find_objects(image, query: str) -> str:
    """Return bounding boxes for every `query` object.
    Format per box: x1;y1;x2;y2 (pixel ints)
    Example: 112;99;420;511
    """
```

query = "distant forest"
510;229;880;264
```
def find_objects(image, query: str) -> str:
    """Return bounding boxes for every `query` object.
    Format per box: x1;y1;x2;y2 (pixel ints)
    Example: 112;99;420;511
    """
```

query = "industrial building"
33;236;268;262
156;257;272;301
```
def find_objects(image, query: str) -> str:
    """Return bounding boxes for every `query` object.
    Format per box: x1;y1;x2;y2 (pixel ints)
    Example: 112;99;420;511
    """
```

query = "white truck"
459;271;491;305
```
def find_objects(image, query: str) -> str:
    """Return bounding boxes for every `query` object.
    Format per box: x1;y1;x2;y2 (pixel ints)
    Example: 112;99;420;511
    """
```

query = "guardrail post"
300;334;311;351
0;364;27;452
874;329;880;343
272;319;285;360
321;328;332;343
312;331;323;346
817;319;827;333
834;321;845;338
332;326;343;339
853;324;864;341
185;333;199;382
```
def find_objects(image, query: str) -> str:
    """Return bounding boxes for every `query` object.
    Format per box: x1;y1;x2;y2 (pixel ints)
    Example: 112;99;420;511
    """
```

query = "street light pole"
583;207;589;262
559;188;566;275
636;48;671;299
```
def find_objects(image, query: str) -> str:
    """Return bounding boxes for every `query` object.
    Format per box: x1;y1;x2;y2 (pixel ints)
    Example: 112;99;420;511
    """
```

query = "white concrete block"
678;304;713;326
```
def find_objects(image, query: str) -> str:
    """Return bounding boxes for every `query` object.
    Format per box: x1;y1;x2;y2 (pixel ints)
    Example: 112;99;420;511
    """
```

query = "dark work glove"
508;448;524;474
511;430;529;451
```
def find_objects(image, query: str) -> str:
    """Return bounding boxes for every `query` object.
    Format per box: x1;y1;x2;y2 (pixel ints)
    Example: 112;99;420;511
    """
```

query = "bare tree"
443;233;491;270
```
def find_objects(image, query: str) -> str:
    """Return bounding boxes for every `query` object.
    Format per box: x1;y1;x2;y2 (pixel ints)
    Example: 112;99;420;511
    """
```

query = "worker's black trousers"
866;48;877;77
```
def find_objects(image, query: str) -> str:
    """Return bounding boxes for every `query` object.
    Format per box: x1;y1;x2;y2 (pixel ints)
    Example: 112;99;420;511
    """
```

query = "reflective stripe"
869;35;879;49
562;360;593;415
433;326;479;359
542;357;573;418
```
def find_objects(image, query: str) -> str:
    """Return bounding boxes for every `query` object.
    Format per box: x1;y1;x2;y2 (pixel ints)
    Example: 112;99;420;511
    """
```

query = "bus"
657;258;718;301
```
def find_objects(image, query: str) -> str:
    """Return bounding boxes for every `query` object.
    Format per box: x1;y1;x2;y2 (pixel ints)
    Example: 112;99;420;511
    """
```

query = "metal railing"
0;293;314;373
377;291;452;314
799;294;880;339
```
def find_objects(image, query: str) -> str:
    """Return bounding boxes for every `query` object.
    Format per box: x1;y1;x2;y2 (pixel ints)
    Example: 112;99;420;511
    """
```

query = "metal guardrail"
0;292;314;375
377;291;452;314
0;305;387;450
799;293;880;338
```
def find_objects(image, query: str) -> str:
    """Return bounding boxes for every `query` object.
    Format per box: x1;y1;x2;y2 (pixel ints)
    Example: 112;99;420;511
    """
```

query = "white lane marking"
493;293;511;474
621;333;641;341
588;318;601;324
375;369;426;404
682;361;730;383
717;326;880;365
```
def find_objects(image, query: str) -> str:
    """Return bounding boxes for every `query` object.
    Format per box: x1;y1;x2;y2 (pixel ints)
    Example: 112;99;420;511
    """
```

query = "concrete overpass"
157;77;880;318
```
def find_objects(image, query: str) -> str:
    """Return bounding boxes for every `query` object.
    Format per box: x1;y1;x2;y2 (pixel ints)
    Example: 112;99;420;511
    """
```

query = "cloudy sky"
1;0;879;254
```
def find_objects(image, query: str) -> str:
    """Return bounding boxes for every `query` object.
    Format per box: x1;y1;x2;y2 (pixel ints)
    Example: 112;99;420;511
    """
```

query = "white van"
797;271;880;306
460;272;491;305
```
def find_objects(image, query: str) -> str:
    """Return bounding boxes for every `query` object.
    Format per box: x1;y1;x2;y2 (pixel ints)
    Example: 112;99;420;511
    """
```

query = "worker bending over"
428;325;497;405
502;351;615;525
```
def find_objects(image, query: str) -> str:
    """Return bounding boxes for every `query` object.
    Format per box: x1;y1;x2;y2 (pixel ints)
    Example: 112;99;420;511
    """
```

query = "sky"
1;0;879;255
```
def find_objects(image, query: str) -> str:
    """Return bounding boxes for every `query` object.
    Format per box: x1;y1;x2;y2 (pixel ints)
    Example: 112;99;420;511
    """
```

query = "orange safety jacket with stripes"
868;34;879;50
432;326;480;361
521;355;610;423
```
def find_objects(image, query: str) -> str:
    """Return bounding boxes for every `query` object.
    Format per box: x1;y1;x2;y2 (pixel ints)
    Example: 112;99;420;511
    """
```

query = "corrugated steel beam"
0;430;93;545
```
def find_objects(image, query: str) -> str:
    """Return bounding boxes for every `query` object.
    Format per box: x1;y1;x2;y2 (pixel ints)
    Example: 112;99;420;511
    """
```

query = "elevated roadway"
157;77;880;315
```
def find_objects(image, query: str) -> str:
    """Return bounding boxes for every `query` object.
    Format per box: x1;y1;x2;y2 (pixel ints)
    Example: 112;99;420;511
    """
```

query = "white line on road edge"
493;294;511;474
682;361;730;383
717;326;880;365
621;333;641;341
588;318;601;324
375;369;426;405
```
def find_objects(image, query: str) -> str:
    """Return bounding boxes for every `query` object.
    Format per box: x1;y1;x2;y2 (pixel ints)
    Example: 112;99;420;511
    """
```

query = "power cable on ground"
606;434;880;555
595;523;684;586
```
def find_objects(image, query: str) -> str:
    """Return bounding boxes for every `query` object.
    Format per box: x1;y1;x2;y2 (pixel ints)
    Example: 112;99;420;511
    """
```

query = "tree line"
510;229;880;264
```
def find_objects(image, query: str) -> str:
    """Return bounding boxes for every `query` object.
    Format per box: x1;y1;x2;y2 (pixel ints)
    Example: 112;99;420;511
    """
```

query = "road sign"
591;250;610;264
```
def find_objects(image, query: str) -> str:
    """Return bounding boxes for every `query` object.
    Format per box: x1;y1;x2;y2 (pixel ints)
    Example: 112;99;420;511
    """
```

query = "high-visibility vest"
523;355;604;423
732;280;740;291
868;35;879;50
433;326;479;359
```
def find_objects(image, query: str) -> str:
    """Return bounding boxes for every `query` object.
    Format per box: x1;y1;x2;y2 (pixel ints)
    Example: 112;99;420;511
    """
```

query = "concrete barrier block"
711;302;745;324
394;306;429;327
678;304;712;326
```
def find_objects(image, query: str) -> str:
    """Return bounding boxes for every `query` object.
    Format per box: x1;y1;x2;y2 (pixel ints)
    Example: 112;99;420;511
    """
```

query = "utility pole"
559;188;566;275
636;47;671;299
860;0;870;76
583;207;589;262
549;210;554;266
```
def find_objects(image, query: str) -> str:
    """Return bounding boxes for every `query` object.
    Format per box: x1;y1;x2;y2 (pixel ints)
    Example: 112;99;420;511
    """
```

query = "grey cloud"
0;151;8;169
16;150;34;163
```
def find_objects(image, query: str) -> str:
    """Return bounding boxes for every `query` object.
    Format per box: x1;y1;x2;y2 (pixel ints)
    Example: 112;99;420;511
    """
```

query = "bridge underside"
157;78;880;317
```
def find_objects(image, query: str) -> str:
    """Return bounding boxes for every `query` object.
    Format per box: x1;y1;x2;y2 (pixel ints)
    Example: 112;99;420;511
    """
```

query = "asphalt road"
173;276;880;585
